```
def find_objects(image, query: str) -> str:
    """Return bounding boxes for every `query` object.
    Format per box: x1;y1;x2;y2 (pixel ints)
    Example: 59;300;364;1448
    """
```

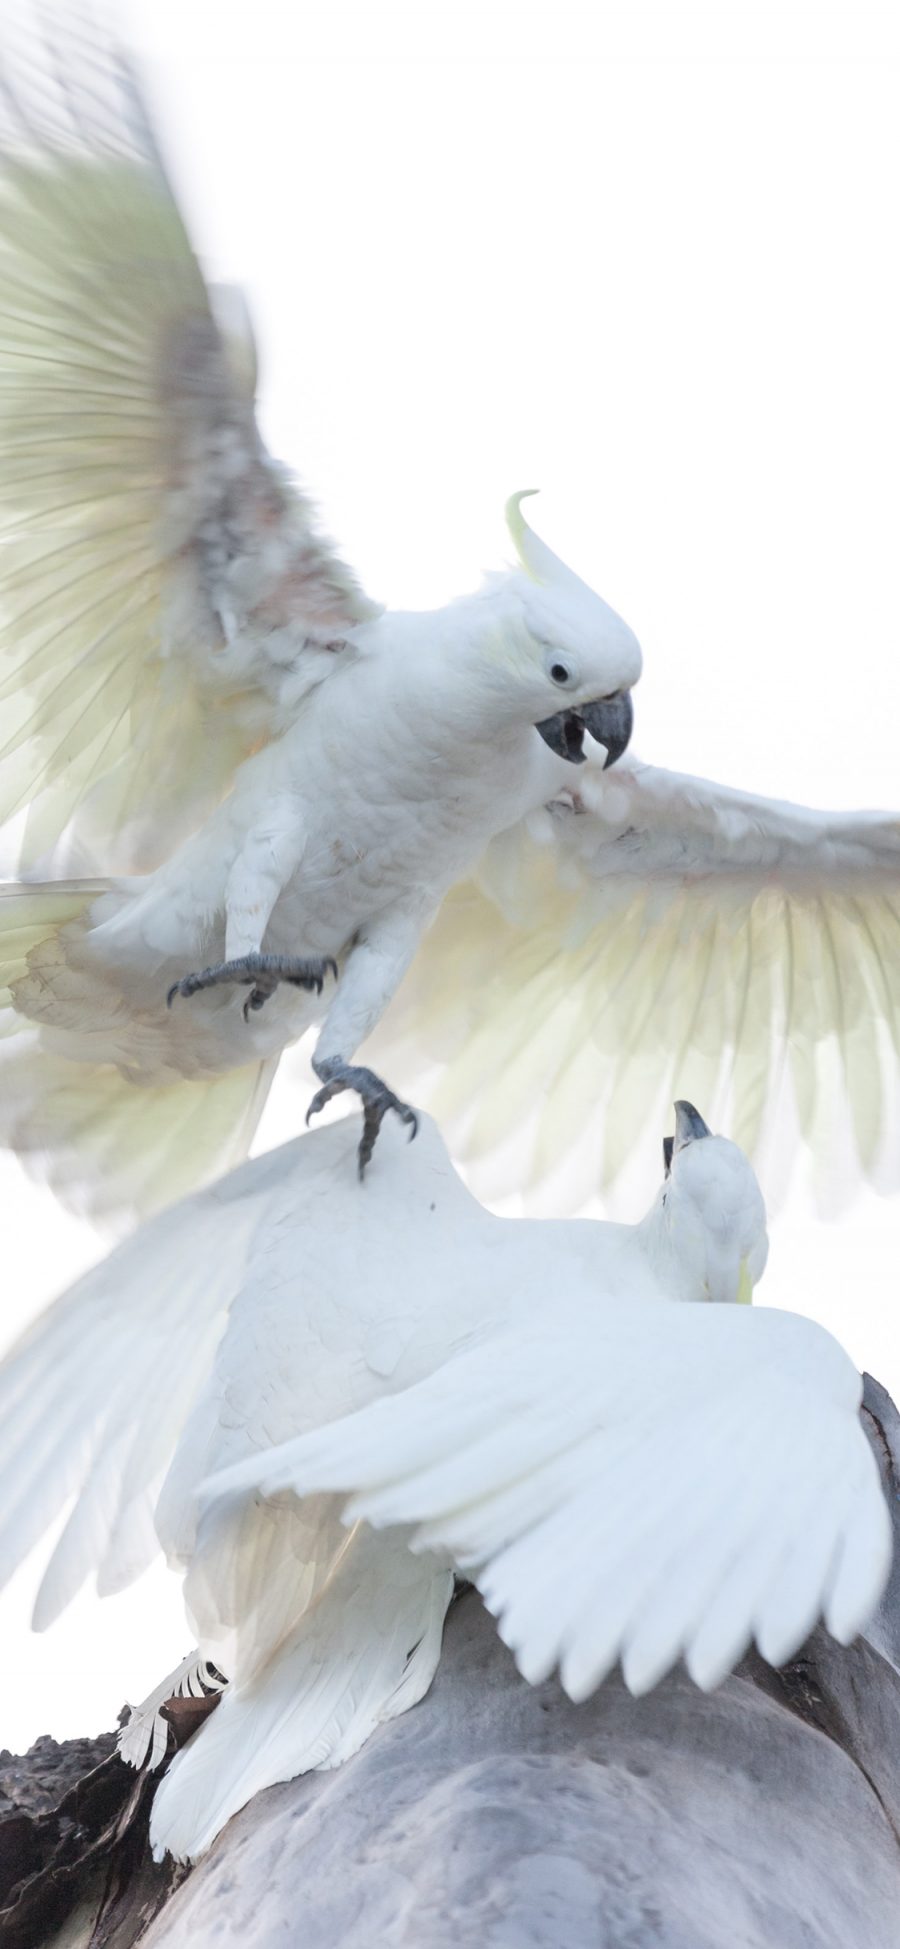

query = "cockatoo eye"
550;663;571;685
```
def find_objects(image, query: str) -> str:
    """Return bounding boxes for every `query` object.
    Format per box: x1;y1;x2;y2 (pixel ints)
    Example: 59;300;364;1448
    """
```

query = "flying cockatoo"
0;1108;888;1861
2;9;900;1223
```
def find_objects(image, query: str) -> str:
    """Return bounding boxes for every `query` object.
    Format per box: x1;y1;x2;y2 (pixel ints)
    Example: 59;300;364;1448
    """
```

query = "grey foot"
166;953;338;1023
306;1056;419;1178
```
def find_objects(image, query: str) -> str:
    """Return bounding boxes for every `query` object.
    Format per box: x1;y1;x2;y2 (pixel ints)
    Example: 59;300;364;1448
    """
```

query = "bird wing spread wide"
204;1297;891;1697
376;756;900;1208
0;1113;479;1632
0;1152;278;1627
0;9;376;872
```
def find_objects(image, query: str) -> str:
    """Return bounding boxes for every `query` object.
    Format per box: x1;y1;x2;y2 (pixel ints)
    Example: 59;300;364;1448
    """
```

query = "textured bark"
4;1375;900;1949
0;1728;190;1947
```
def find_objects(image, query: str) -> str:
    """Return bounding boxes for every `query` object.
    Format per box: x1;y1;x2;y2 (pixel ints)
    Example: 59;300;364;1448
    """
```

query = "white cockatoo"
0;11;637;1209
0;1108;888;1861
3;9;900;1223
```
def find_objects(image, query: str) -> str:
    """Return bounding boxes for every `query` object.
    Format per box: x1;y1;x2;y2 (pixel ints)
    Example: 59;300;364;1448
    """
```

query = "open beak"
579;692;633;768
535;691;633;769
533;710;589;764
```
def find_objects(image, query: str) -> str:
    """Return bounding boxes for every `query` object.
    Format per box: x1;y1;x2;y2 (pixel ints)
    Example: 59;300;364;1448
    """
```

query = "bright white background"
2;0;900;1752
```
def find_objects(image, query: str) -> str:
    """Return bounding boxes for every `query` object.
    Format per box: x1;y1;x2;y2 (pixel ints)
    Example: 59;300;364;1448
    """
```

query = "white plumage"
0;10;900;1219
0;1107;888;1860
117;1652;227;1774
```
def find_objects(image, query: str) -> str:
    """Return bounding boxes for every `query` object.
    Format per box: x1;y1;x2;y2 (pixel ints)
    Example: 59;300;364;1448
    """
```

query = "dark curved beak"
673;1100;711;1149
579;691;633;769
535;690;634;769
534;710;587;764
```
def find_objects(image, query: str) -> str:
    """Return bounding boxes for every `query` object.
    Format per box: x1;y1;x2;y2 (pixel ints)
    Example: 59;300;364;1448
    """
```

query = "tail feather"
149;1533;453;1862
119;1651;228;1774
0;881;274;1225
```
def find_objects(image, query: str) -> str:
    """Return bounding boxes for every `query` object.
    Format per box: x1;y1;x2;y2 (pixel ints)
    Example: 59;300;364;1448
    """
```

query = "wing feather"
206;1300;892;1701
0;6;377;871
377;759;900;1207
0;1161;274;1619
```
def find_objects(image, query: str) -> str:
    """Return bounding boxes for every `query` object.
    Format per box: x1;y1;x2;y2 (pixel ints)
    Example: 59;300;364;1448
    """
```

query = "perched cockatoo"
0;1108;888;1861
2;9;900;1223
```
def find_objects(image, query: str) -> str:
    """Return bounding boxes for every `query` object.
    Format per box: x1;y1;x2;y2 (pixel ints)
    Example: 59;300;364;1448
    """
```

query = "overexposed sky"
2;0;900;1752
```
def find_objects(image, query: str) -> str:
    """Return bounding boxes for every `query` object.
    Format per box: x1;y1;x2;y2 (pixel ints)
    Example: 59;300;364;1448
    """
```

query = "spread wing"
206;1299;891;1698
0;1111;476;1628
376;756;900;1209
0;1149;278;1627
0;6;377;871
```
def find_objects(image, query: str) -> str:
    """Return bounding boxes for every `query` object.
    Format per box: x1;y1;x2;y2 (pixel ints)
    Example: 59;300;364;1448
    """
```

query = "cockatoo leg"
167;953;338;1023
307;1056;418;1178
303;904;429;1174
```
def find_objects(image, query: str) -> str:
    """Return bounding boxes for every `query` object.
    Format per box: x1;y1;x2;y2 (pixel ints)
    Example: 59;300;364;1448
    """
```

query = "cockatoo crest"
506;488;599;596
504;490;642;709
5;9;900;1229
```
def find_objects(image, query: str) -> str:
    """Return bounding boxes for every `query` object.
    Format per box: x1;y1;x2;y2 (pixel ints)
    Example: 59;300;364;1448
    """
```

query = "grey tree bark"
4;1376;900;1949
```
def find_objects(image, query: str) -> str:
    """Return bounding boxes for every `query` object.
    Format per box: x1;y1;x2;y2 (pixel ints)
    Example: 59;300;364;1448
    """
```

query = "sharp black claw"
283;956;339;997
306;1086;331;1126
242;987;268;1023
307;1057;419;1178
164;953;339;1017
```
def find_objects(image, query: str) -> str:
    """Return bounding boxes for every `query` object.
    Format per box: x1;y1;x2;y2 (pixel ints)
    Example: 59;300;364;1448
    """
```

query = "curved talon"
166;972;207;1007
242;988;269;1022
357;1101;418;1179
165;954;339;1017
305;1083;339;1126
306;1059;419;1176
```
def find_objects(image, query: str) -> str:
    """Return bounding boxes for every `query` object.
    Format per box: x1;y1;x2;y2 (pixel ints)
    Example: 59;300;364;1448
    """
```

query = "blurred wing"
206;1300;891;1698
0;7;377;870
0;1152;276;1626
376;758;900;1210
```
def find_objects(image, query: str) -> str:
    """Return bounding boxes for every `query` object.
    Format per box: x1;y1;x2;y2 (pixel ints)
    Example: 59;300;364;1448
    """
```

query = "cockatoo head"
503;490;642;769
660;1100;769;1305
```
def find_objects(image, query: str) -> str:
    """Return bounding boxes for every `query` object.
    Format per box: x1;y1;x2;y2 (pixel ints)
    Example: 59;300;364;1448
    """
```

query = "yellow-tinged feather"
504;489;542;579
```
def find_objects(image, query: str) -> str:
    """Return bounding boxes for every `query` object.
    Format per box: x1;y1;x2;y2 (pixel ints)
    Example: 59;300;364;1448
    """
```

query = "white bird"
0;1105;888;1861
2;9;900;1223
0;12;637;1212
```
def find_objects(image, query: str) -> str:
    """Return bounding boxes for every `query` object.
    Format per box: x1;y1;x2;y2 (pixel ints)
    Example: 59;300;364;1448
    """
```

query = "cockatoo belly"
7;724;543;1084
